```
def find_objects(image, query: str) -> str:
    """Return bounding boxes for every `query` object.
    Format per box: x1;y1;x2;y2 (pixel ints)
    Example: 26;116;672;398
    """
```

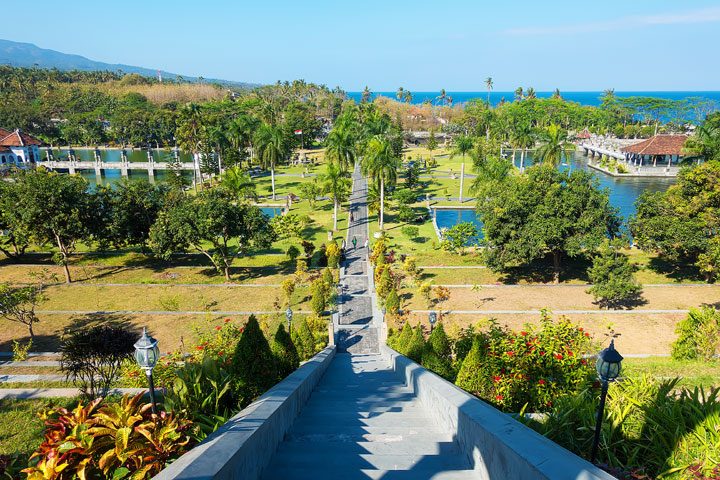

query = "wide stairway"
262;354;475;479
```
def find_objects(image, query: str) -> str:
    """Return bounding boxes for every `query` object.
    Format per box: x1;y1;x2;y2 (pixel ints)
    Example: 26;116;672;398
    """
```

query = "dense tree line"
0;169;274;282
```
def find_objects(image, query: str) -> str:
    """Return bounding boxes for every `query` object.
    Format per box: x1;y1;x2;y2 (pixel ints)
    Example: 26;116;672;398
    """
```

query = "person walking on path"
352;236;357;250
364;239;369;254
349;211;354;223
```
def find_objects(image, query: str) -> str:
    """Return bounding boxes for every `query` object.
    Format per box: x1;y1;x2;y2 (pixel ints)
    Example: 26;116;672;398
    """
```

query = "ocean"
346;91;720;109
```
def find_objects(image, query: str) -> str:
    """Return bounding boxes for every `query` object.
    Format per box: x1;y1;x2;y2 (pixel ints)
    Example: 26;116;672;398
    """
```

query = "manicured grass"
623;357;720;389
0;397;76;457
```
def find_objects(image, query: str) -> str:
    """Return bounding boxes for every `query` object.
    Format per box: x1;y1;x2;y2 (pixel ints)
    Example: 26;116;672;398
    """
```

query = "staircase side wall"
381;345;615;480
153;346;336;480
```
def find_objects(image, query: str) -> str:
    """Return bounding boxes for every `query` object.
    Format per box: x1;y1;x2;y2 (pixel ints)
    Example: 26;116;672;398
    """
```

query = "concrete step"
288;425;448;438
266;451;470;471
298;404;427;416
262;466;477;480
300;399;422;410
291;413;437;429
284;431;457;444
275;439;462;456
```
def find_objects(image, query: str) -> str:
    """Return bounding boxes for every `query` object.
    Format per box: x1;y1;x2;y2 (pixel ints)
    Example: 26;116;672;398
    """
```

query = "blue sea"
347;91;720;110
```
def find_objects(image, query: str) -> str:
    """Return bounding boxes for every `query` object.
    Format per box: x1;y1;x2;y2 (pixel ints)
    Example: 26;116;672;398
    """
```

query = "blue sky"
5;0;720;91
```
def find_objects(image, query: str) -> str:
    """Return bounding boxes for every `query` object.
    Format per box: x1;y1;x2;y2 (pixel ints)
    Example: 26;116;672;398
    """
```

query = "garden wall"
153;345;336;480
381;344;615;480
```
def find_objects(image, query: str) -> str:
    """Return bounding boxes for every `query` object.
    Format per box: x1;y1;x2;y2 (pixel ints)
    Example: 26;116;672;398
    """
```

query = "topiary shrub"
405;325;426;363
395;321;414;354
455;336;485;395
286;245;300;262
326;240;341;268
421;347;455;381
310;278;327;316
231;315;276;404
428;322;451;360
60;324;137;398
271;323;299;380
295;317;317;361
384;289;400;315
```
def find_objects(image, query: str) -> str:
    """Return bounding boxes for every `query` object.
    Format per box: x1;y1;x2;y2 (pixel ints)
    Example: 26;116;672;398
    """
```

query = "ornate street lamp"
428;311;438;331
286;306;293;330
590;339;623;463
134;327;160;414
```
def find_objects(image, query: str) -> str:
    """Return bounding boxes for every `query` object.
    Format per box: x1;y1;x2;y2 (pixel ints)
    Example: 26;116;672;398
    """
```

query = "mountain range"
0;39;257;88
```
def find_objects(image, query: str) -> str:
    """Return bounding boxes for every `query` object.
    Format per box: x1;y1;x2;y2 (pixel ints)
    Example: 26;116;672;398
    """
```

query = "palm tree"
514;87;524;102
552;88;562;99
683;122;720;162
361;86;372;103
325;125;357;172
526;87;537;99
362;136;399;229
403;90;413;103
436;89;447;106
535;124;574;167
511;125;535;172
253;123;289;200
220;165;257;200
452;135;474;202
485;77;493;105
320;161;352;231
175;103;205;189
396;87;405;101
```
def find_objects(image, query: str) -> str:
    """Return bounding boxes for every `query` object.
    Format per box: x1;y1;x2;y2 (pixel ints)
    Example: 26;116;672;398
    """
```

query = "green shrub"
428;322;451;359
395;321;414;354
586;240;642;308
421;347;455;381
164;356;236;439
310;278;327;316
12;338;32;361
326;240;341;268
529;375;720;479
454;315;594;412
286;245;300;262
376;267;394;300
405;325;426;363
672;307;720;360
384;289;400;315
60;324;137;399
440;222;478;253
295;317;317;361
271;323;300;380
231;315;276;403
401;226;419;238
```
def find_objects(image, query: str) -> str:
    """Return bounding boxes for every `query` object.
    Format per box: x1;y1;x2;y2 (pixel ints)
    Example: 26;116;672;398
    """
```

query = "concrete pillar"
147;167;155;183
69;166;76;175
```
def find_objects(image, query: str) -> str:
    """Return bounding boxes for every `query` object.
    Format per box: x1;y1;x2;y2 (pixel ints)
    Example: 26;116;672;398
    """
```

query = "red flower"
196;346;204;351
581;359;588;365
554;353;563;360
218;351;225;357
215;326;222;331
495;395;504;401
506;351;515;357
493;375;501;382
239;327;245;333
520;331;528;336
546;401;553;407
538;379;546;385
584;332;590;337
539;351;546;356
567;350;574;357
578;327;584;332
225;318;231;323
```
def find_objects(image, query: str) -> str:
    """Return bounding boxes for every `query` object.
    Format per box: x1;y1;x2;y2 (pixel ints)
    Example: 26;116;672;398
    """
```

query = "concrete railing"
153;345;336;480
380;345;615;480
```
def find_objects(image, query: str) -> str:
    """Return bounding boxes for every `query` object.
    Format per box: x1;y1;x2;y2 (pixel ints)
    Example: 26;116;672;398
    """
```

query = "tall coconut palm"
514;87;524;102
683;122;720;162
361;86;372;103
396;87;405;101
362;136;399;229
403;90;413;103
253;123;289;200
485;77;493;105
452;135;474;202
325;125;357;172
175;103;205;190
526;87;537;99
535;124;574;167
320;161;352;231
510;124;535;172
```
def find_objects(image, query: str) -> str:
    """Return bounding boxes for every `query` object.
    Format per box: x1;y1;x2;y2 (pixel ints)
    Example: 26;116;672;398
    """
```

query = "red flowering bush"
455;313;595;412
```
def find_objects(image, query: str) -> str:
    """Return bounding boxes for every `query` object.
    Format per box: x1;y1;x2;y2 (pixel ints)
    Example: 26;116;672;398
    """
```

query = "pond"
432;151;676;240
40;148;195;186
260;207;283;218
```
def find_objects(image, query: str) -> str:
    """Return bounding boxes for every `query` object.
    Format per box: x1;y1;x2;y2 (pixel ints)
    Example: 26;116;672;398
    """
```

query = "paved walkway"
262;354;474;479
335;163;379;355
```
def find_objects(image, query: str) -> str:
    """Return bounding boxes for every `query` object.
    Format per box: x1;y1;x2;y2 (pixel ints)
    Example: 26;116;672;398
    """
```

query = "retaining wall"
153;345;336;480
381;345;615;480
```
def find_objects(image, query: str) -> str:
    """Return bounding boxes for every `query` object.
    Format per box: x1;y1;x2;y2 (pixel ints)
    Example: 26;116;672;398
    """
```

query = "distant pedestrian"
349;211;354;223
341;239;346;250
364;239;369;253
352;236;357;249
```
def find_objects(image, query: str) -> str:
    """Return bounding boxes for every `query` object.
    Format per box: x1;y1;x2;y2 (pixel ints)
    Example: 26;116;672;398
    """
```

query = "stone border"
153;345;336;480
380;345;615;480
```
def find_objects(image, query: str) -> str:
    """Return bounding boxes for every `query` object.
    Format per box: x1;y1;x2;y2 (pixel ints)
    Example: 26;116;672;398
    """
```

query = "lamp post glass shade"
286;307;293;327
595;339;623;382
134;327;159;371
428;311;437;325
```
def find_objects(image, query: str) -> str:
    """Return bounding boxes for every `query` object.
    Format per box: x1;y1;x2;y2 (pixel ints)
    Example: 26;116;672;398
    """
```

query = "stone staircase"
262;354;475;479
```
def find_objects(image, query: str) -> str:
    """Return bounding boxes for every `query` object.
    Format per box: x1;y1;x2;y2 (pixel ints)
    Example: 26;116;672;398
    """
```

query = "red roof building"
0;128;42;170
620;134;689;167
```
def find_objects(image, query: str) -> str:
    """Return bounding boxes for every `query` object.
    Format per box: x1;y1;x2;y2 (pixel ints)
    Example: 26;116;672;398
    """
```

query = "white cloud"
505;6;720;35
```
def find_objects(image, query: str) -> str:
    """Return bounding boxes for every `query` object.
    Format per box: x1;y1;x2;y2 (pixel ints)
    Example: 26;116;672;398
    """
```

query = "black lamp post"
428;311;438;331
590;339;623;464
134;327;160;415
286;306;293;330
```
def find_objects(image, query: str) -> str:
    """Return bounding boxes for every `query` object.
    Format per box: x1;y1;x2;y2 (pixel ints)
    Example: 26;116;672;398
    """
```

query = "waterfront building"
620;134;688;167
0;128;42;170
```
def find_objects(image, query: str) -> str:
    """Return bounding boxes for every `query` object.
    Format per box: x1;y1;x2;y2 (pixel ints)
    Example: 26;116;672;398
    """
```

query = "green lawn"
623;357;720;389
0;397;76;458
